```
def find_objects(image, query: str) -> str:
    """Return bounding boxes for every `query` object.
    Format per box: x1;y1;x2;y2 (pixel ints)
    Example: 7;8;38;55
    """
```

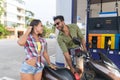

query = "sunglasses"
54;22;60;26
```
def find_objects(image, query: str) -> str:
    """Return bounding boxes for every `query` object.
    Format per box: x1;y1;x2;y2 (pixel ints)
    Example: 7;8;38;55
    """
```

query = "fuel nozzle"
107;39;111;51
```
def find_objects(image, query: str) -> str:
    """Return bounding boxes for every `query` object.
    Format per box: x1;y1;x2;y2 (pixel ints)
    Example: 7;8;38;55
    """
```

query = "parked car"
49;33;56;39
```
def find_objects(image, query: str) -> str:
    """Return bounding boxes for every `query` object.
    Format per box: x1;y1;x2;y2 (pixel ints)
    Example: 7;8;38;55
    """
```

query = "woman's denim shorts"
20;62;44;74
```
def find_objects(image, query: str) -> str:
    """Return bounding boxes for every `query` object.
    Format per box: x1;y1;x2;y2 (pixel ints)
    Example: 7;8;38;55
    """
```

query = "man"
53;15;87;78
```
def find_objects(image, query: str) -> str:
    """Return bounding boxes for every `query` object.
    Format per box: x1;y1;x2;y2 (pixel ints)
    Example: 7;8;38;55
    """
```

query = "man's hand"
70;67;76;74
71;67;80;80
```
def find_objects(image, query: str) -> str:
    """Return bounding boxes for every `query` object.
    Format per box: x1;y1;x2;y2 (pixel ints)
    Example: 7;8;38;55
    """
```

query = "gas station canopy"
91;0;120;4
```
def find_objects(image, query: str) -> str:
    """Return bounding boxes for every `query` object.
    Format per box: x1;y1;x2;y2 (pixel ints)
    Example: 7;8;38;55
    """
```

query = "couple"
17;15;87;80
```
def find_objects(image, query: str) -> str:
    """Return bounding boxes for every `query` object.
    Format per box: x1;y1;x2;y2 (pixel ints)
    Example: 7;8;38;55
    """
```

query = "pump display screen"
88;17;120;33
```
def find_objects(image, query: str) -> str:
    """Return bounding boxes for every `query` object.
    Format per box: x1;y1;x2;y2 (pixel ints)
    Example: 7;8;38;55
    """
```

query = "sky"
25;0;56;24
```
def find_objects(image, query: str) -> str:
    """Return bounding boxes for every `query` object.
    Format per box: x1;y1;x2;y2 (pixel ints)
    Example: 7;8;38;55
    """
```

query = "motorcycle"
74;50;120;80
42;65;76;80
84;52;120;80
42;37;120;80
72;37;120;80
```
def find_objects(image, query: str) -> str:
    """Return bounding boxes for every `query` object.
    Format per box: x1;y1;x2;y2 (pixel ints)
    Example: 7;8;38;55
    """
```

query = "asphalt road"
0;39;57;80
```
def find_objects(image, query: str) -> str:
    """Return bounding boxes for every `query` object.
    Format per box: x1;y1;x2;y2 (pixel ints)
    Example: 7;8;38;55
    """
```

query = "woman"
17;19;56;80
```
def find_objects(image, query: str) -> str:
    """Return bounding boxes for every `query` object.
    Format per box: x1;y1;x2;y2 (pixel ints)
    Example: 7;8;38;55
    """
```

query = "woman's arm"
43;49;51;65
43;50;57;69
17;26;32;46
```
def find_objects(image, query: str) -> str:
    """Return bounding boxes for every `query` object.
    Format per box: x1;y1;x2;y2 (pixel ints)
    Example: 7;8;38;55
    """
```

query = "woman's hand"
17;26;32;46
26;26;32;34
48;63;57;70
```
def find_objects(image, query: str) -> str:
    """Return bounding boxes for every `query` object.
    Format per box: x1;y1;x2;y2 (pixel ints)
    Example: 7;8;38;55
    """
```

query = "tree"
0;24;9;38
43;26;52;38
25;10;34;27
0;0;4;16
43;24;55;38
16;0;25;4
0;0;4;23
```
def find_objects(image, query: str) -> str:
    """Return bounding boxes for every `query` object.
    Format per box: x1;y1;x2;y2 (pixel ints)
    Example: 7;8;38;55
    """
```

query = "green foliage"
43;25;55;38
0;24;10;38
42;21;56;38
16;0;25;4
52;25;55;33
0;0;4;17
25;10;34;27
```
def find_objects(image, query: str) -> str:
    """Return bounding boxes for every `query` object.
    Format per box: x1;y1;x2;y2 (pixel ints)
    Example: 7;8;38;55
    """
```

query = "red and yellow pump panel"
89;34;102;48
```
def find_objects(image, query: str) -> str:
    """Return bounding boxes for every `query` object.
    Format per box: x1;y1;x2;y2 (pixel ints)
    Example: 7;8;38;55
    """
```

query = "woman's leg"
20;62;36;80
20;73;34;80
34;71;43;80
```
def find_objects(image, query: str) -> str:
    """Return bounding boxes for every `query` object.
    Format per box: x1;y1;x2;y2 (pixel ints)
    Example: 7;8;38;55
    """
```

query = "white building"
1;0;26;39
56;0;72;24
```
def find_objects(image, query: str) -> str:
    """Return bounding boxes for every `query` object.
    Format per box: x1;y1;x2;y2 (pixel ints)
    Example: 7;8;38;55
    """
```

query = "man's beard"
61;24;64;31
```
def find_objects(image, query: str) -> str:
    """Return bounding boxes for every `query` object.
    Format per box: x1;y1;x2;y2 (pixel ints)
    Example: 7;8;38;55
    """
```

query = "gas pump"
87;0;120;69
115;34;120;54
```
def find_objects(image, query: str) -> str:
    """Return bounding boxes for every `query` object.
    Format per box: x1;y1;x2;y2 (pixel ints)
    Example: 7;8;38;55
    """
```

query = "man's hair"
53;15;64;21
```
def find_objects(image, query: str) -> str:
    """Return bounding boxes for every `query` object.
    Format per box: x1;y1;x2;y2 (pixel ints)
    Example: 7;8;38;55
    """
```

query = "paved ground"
0;38;57;80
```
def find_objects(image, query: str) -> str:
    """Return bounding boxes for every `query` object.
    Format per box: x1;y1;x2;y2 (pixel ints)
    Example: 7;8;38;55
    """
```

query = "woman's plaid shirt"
24;34;47;67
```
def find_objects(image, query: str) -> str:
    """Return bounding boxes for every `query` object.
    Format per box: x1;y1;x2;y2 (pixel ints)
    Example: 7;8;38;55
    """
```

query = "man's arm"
81;38;87;51
76;25;87;51
64;52;75;74
57;37;75;73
